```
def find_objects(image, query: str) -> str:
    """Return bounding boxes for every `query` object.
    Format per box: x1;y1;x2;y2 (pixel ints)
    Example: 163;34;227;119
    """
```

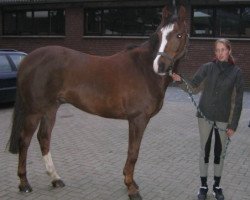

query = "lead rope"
168;70;230;159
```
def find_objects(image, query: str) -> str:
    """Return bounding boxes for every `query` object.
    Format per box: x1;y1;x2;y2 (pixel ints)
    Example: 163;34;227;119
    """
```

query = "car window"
9;54;26;69
0;55;12;72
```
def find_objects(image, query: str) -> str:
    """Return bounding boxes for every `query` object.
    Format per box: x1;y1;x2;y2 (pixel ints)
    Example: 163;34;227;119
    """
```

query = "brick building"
0;0;249;88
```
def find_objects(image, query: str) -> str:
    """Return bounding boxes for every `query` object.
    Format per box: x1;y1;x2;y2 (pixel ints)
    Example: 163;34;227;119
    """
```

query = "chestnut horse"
8;5;188;200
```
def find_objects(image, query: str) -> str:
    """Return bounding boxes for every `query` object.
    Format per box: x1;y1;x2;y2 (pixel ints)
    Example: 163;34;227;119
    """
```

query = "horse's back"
19;46;82;71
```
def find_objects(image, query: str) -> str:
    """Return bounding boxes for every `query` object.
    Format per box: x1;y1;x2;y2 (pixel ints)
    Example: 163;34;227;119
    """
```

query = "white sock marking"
43;152;61;180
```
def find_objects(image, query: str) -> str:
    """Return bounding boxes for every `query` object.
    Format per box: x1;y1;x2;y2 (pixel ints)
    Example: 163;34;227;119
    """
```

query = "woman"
172;39;244;200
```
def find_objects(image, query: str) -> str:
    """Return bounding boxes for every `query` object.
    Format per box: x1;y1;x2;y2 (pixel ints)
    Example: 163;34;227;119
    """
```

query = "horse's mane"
125;32;159;52
148;33;159;51
125;44;139;51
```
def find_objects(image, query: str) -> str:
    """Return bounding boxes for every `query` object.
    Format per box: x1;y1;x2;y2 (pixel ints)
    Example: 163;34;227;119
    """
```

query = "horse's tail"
7;89;26;154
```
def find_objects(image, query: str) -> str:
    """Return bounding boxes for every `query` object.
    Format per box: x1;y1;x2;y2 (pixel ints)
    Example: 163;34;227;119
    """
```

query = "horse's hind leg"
123;115;149;200
18;114;41;192
37;107;65;188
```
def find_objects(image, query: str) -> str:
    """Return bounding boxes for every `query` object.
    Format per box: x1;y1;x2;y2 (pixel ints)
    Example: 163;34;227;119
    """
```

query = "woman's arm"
172;63;209;94
227;69;244;131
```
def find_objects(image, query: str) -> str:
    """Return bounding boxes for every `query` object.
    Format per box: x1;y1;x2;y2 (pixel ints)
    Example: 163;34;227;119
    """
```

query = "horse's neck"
134;43;172;94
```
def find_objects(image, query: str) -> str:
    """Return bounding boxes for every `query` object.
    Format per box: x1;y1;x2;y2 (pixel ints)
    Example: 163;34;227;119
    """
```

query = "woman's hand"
172;73;182;82
226;128;235;137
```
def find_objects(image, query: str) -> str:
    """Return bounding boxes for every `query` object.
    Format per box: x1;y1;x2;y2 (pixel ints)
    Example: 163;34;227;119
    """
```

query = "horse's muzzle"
156;62;173;76
154;51;175;76
158;62;166;74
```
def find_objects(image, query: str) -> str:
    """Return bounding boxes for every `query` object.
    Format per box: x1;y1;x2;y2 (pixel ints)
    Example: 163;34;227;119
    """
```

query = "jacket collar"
216;60;233;72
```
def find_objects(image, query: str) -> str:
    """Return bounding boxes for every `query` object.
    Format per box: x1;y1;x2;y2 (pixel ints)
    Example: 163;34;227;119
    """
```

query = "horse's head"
153;5;188;76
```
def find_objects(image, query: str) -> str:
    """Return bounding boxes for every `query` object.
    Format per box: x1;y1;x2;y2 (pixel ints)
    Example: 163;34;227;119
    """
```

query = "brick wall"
0;5;249;89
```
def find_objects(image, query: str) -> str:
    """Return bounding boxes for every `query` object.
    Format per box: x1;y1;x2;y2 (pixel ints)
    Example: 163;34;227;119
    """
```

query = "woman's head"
214;38;234;64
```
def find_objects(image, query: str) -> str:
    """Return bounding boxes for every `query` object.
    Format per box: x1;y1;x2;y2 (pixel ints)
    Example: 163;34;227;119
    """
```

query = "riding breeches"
198;118;228;177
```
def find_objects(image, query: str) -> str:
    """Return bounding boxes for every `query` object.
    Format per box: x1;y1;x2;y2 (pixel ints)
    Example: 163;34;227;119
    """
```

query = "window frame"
2;9;65;36
191;5;250;39
0;55;13;73
83;6;162;37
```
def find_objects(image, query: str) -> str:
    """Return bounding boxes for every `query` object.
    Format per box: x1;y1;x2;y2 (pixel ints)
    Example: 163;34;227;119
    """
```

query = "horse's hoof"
129;193;142;200
19;184;33;193
52;179;65;188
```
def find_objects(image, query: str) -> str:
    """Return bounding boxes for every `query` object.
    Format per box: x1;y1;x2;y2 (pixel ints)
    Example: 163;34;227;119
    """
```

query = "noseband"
157;51;175;65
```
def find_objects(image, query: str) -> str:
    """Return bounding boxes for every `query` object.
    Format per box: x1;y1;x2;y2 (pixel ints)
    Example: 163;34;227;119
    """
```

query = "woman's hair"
214;38;235;64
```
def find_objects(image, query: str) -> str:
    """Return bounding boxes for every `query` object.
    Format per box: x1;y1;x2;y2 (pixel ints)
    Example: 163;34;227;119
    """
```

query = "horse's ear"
178;5;186;22
162;6;171;19
159;6;171;28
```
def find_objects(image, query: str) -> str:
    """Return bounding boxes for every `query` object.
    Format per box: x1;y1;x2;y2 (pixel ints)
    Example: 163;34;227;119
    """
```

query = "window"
34;11;49;35
17;11;33;35
3;12;18;35
216;8;240;37
9;54;26;69
85;9;102;34
3;10;65;36
192;8;213;36
242;7;250;37
84;7;161;36
191;6;250;38
0;56;12;72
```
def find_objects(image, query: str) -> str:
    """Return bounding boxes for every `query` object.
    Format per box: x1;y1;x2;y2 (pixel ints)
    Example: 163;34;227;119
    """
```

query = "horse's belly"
63;89;127;119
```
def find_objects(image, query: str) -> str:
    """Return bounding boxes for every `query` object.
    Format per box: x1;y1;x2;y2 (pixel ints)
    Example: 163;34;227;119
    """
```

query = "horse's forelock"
157;14;177;33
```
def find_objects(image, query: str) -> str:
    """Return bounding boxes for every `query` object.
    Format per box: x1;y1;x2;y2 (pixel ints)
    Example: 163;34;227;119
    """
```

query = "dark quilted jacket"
183;61;244;131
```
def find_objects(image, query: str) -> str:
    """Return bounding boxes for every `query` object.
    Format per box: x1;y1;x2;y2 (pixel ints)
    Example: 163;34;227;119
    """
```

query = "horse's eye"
177;34;182;38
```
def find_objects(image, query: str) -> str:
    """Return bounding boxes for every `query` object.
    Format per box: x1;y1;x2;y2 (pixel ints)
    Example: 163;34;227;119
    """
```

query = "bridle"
157;32;189;73
157;31;189;75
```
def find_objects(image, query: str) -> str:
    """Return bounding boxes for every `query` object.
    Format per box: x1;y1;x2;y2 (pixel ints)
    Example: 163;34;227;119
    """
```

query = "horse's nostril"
158;62;165;73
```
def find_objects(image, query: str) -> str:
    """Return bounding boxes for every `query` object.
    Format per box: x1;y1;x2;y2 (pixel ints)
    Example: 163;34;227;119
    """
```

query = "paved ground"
0;86;249;200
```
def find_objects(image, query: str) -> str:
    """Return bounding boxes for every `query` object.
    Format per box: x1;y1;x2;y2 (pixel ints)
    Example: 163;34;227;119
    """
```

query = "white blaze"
43;152;61;180
153;24;174;74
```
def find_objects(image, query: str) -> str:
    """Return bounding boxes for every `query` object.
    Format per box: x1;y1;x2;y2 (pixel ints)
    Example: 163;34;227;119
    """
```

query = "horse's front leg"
123;115;149;200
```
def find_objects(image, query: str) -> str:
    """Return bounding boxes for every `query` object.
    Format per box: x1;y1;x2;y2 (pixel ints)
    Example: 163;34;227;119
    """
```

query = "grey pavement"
0;86;249;200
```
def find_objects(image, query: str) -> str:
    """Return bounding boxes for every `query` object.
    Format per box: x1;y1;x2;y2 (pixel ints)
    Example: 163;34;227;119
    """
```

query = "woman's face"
215;42;230;62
